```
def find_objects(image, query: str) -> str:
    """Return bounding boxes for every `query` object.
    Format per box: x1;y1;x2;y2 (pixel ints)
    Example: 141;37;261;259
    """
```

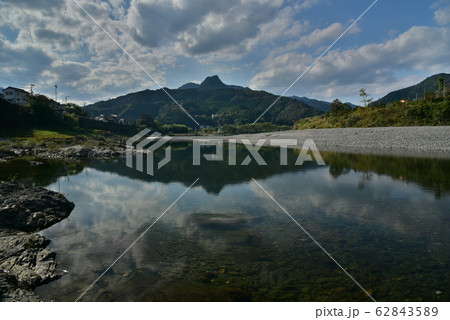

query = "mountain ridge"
85;75;321;127
291;96;331;112
377;73;450;103
84;73;449;128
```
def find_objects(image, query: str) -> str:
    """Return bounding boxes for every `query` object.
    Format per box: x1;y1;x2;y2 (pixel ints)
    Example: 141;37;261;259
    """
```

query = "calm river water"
2;143;449;301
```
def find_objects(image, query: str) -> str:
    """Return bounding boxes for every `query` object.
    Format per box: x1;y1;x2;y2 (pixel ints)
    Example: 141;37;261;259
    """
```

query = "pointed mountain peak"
199;75;227;89
177;75;246;90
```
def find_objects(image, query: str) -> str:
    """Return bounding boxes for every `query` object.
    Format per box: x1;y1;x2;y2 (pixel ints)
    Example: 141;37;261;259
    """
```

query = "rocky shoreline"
0;182;74;302
1;145;125;162
2;126;449;163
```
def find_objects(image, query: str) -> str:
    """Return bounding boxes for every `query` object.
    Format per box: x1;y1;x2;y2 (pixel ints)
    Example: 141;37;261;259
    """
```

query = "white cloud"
0;37;53;79
296;22;346;48
0;0;298;101
255;6;310;43
32;29;77;51
0;0;447;105
434;5;450;25
0;0;166;101
127;0;283;58
295;0;322;11
250;25;450;100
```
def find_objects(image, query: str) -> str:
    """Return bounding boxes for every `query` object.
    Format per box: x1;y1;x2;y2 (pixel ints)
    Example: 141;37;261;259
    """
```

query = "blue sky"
0;0;449;106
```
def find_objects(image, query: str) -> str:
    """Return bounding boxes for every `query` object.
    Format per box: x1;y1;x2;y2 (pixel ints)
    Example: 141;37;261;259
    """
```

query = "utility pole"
54;84;58;102
30;84;34;95
64;96;70;104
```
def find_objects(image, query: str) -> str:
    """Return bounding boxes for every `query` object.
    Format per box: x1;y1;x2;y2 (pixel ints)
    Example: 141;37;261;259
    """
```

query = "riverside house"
1;86;30;106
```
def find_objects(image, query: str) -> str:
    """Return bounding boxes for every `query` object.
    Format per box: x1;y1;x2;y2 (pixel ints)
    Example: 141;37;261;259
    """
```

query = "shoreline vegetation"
1;83;449;160
1;126;449;162
294;99;449;130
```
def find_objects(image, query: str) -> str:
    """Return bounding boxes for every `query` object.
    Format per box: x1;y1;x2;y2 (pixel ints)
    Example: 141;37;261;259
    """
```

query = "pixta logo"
126;129;325;176
192;138;325;166
126;129;171;176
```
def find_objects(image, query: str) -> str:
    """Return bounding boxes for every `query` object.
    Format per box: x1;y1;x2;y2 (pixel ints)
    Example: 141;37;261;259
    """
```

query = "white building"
2;87;30;105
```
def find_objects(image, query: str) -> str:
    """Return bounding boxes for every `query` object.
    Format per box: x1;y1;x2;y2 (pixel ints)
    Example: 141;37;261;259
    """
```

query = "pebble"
225;127;450;157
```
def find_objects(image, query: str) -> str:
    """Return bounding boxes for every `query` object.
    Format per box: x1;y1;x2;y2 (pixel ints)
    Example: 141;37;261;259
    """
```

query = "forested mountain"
377;73;450;103
85;76;321;127
291;96;331;112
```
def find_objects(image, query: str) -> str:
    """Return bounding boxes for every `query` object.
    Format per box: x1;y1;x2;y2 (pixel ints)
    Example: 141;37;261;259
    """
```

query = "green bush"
294;98;450;129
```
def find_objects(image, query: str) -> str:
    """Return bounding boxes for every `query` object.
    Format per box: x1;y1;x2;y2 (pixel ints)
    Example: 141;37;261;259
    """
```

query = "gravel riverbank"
173;126;450;158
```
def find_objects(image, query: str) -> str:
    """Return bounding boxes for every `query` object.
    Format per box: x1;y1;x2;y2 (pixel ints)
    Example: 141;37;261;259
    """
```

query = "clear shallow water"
2;144;449;301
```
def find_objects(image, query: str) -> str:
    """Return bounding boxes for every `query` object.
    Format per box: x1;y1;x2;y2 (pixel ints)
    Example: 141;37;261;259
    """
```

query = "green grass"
31;129;75;140
0;128;128;153
294;99;450;129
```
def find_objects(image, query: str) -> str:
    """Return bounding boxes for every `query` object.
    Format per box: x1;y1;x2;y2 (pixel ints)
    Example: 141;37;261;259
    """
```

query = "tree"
330;99;345;115
29;95;61;127
137;114;157;129
424;91;435;102
438;77;445;98
359;88;373;107
66;103;88;117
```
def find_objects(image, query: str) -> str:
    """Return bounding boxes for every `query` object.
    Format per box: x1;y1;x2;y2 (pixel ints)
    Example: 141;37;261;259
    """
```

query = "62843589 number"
375;307;438;317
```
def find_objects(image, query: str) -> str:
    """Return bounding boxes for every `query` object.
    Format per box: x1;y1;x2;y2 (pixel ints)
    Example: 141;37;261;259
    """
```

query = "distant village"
0;86;133;126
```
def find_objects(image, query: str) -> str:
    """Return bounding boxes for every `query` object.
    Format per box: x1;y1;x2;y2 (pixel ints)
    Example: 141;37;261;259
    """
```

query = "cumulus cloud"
127;0;283;57
295;0;322;11
0;37;53;79
296;22;346;48
0;0;299;102
0;0;155;101
250;25;450;99
0;0;446;105
255;6;310;43
1;0;64;10
434;4;450;25
32;29;76;50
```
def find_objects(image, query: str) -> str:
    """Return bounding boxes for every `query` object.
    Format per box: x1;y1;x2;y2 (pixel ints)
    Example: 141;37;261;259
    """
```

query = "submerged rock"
0;182;75;301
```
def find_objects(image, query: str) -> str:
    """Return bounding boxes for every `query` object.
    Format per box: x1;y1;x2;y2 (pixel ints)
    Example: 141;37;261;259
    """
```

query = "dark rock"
59;145;93;158
0;273;43;302
0;230;60;302
0;182;74;231
0;230;58;286
0;150;18;161
38;145;124;159
0;182;74;301
10;148;33;157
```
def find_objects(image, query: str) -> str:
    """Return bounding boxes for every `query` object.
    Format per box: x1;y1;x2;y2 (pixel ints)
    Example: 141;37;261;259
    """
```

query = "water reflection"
324;152;450;198
1;144;448;301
